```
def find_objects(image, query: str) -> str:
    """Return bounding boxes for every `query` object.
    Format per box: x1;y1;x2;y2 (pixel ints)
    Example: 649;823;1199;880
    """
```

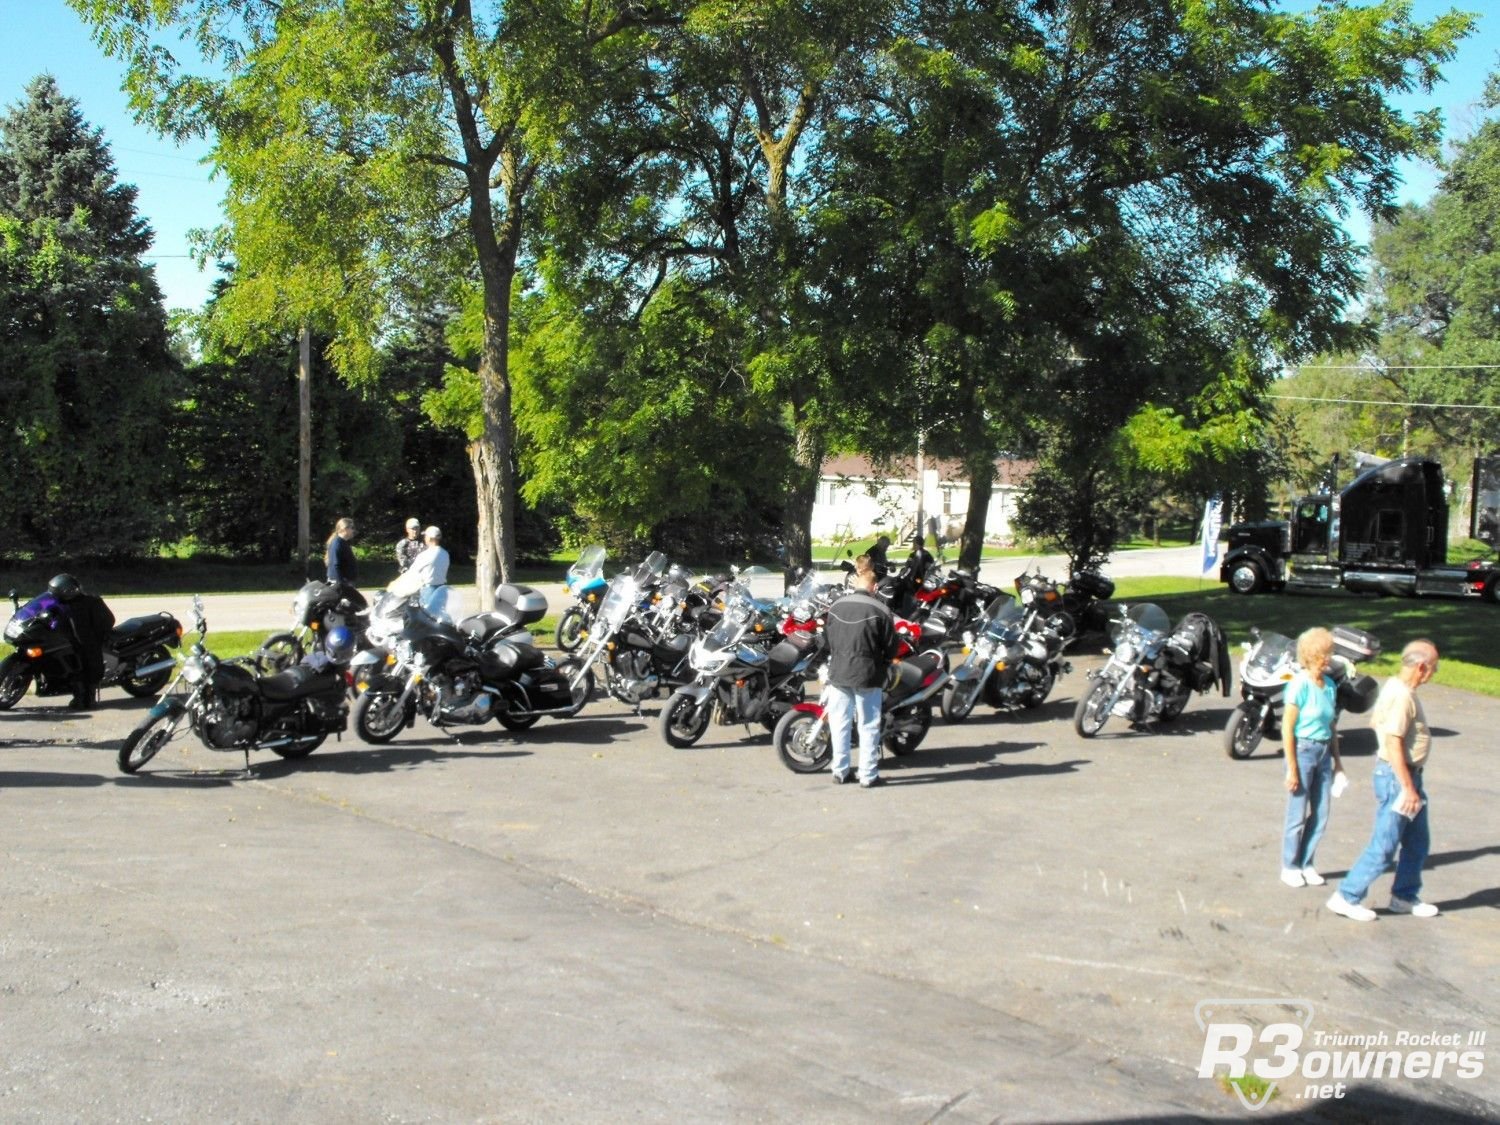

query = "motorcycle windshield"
566;545;606;586
1248;632;1295;676
596;576;641;635
1112;603;1170;645
707;588;757;649
633;551;669;586
11;592;61;625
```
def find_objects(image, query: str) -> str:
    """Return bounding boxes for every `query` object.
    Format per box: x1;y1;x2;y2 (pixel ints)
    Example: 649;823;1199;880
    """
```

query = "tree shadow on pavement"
0;770;232;789
252;744;532;778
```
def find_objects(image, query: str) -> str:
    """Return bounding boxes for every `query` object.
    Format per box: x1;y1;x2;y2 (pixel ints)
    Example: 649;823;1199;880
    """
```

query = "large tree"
0;75;176;560
73;0;672;605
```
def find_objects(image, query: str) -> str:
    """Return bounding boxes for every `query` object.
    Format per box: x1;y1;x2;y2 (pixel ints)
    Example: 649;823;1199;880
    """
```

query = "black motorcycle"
349;584;591;742
2;588;182;709
257;579;369;672
571;552;696;708
117;597;349;774
941;590;1072;721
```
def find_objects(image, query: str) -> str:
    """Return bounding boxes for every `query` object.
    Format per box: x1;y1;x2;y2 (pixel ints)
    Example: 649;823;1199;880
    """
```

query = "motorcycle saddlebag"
483;637;547;678
494;584;547;628
1069;570;1114;600
1331;626;1381;664
1337;672;1380;715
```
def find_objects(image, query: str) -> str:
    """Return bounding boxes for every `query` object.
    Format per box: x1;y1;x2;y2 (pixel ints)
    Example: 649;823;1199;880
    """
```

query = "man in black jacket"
49;574;114;710
824;555;900;787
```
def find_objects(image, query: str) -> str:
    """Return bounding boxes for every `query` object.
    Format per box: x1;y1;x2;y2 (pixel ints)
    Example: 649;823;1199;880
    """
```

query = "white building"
811;454;1032;545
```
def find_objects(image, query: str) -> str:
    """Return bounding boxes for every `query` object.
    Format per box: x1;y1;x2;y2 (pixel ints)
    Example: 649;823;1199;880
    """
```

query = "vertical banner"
1200;495;1224;573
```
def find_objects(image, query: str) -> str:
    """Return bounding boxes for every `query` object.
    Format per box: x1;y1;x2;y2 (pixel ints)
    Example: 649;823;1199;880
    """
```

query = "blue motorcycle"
554;544;607;652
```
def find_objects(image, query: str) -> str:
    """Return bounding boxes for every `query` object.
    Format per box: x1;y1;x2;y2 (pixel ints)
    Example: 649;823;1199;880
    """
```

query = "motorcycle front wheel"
1073;679;1114;739
1223;704;1265;759
774;710;831;773
0;654;32;710
121;645;174;698
658;693;711;748
118;703;184;774
555;659;594;717
884;702;931;755
352;690;409;744
941;677;982;722
555;607;587;653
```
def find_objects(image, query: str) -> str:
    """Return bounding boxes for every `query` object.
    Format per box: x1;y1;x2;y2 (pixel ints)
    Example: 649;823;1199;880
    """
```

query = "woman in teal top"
1281;627;1344;887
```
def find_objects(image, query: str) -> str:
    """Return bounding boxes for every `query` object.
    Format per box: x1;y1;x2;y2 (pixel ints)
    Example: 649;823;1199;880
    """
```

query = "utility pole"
298;325;312;577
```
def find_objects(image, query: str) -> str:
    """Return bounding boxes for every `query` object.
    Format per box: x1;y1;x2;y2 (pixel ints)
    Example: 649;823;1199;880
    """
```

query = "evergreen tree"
0;75;176;560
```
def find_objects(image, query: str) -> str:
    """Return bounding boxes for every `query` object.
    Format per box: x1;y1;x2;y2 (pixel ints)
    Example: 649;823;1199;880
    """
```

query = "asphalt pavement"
1;626;1495;1122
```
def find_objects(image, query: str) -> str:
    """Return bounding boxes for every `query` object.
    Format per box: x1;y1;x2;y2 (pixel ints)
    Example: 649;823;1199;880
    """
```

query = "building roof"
821;453;1033;487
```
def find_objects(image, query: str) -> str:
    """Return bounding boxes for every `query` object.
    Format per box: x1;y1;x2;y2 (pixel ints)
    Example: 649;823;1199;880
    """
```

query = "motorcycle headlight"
183;654;212;684
3;618;22;642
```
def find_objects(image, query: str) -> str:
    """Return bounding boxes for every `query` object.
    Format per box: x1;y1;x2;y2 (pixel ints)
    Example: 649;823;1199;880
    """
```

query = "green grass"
1108;576;1500;697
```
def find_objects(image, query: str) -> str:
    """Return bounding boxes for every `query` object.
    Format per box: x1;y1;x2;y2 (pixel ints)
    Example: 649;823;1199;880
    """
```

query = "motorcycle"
554;544;607;652
1223;625;1380;759
657;569;834;748
117;597;350;775
256;579;369;672
773;618;949;773
349;584;591;742
941;590;1073;722
2;588;183;709
1072;604;1230;738
570;552;696;708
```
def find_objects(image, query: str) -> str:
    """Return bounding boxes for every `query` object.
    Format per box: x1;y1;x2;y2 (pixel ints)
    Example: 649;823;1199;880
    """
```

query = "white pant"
826;685;882;781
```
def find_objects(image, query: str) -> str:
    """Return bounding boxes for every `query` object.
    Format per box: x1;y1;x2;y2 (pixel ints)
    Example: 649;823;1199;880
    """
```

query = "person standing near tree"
824;555;900;788
1327;639;1442;922
395;517;423;573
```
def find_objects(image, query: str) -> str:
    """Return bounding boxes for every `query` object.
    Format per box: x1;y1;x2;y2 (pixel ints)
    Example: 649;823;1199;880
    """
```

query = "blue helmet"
325;626;355;661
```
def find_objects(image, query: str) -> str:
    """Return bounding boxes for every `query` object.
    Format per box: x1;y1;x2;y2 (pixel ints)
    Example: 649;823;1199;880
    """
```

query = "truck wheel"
1227;560;1264;595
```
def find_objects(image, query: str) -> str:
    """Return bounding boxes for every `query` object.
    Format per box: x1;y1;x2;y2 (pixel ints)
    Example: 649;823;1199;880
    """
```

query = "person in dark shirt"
395;517;423;573
324;517;366;609
865;534;892;579
48;573;114;710
905;534;935;580
823;555;900;787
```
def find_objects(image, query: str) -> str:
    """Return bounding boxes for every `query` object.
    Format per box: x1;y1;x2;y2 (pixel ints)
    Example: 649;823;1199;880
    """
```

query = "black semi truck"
1219;454;1500;602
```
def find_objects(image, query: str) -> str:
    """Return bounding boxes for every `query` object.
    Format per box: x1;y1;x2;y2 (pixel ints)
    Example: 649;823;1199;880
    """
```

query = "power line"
1295;364;1500;371
1269;393;1500;411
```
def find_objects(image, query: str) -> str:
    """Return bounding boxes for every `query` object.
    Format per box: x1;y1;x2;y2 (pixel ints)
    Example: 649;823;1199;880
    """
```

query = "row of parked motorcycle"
1;546;1382;778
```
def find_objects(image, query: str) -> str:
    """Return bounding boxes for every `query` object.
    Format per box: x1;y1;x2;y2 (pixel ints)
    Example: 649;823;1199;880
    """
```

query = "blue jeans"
1337;762;1430;904
1282;738;1334;869
826;685;882;781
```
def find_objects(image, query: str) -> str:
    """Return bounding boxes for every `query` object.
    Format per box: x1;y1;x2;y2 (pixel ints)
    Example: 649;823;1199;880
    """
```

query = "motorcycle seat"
110;613;177;644
259;664;345;701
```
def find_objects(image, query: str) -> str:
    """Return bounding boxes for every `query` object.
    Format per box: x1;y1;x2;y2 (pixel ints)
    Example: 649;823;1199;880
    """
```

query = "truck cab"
1221;456;1500;600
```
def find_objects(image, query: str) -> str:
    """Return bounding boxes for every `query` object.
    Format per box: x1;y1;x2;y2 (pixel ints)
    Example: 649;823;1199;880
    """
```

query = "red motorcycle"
772;618;948;773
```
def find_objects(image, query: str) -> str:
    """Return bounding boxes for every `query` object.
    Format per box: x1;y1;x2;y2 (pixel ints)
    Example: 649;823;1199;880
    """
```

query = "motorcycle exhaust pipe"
131;658;177;678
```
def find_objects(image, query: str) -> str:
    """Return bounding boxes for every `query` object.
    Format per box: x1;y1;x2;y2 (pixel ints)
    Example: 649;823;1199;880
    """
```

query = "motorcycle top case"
1069;570;1114;600
1336;673;1380;715
494;584;548;628
1331;625;1381;663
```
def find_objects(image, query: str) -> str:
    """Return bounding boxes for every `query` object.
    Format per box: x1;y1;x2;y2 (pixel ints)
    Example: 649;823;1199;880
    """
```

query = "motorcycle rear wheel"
118;705;181;774
352;690;408;744
256;632;303;674
120;645;174;698
1158;689;1189;722
884;702;931;755
555;607;587;653
1223;705;1264;759
1073;679;1113;739
0;655;32;710
774;710;831;773
941;678;981;722
659;693;711;748
1020;667;1056;710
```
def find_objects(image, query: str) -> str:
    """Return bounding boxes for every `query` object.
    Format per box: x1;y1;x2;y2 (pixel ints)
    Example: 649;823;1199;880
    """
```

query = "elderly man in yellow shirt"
1326;639;1441;922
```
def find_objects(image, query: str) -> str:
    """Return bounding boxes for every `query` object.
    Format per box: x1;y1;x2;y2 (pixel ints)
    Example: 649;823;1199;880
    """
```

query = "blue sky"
1;1;1495;313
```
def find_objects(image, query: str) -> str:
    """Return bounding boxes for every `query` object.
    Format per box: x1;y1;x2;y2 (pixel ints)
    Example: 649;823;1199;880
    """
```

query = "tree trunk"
958;454;994;571
782;408;823;571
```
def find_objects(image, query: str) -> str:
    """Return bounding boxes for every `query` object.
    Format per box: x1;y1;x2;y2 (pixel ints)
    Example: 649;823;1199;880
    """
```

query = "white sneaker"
1326;892;1377;922
1280;868;1305;888
1389;897;1439;917
1301;867;1326;886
